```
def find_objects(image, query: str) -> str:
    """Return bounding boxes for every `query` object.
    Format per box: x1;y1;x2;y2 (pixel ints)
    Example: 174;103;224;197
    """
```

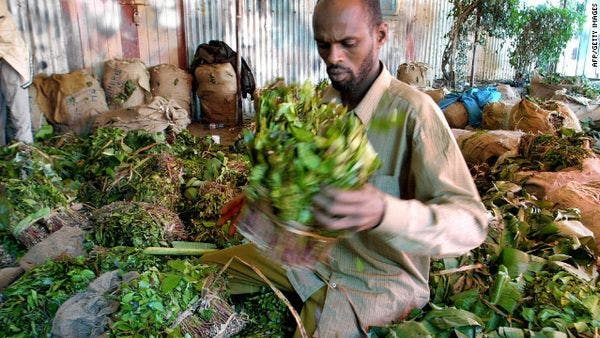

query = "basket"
236;203;338;268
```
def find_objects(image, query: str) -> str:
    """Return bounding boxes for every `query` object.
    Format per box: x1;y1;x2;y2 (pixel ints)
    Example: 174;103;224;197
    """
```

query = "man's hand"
312;183;386;232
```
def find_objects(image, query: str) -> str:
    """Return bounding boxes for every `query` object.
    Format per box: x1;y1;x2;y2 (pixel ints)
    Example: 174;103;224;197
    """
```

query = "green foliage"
518;132;593;171
244;81;380;229
88;246;166;273
0;143;76;252
91;201;186;248
0;256;96;337
109;260;217;337
443;0;520;86
541;72;600;100
581;118;600;153
371;182;599;336
509;3;585;77
112;79;138;106
233;287;294;338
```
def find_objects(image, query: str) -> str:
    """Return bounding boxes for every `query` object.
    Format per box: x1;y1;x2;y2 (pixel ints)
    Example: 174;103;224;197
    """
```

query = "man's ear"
375;22;388;46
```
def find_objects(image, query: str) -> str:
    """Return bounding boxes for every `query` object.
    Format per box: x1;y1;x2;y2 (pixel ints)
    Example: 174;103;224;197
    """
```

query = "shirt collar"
322;63;393;124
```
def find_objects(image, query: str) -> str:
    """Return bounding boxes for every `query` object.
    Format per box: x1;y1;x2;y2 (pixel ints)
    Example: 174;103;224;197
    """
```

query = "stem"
470;9;481;88
143;247;218;256
431;263;486;276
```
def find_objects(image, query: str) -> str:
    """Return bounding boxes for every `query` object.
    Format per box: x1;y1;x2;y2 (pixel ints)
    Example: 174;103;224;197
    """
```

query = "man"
203;0;488;336
0;0;33;145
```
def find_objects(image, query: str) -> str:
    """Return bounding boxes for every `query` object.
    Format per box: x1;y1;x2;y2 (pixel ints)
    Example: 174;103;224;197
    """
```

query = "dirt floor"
187;122;245;146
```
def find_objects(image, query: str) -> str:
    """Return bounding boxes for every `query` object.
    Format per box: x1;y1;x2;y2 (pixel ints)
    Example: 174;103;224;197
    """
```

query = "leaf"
355;257;364;273
161;274;182;293
34;124;54;141
11;207;51;236
489;266;522;314
122;292;135;304
500;248;545;278
167;259;187;272
424;308;483;330
147;300;165;311
451;289;480;311
368;321;435;337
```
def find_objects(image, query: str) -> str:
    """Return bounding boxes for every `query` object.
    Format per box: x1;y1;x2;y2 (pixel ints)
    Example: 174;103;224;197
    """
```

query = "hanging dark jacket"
190;40;256;99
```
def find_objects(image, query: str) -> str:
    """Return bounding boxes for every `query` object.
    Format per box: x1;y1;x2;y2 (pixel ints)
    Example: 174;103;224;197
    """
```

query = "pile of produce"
0;126;254;336
371;182;599;337
1;80;598;337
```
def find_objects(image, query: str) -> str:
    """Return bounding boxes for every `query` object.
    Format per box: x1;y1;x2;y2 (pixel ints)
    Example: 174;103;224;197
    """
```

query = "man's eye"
342;41;356;48
317;43;329;49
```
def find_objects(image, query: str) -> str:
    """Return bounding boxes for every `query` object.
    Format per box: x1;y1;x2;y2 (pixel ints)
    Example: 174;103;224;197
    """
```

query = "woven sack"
149;64;192;114
103;58;151;109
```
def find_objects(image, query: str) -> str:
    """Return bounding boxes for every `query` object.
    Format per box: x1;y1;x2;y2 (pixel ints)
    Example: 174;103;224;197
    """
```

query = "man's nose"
325;44;344;65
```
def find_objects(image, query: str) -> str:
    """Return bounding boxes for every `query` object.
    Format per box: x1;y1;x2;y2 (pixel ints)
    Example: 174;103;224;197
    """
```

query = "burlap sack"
443;102;468;128
103;59;151;110
518;158;600;197
195;63;238;125
28;85;47;133
51;271;139;338
496;84;519;101
482;99;519;130
33;70;109;135
94;96;190;133
396;62;431;87
509;99;582;134
551;90;600;122
547;181;600;247
424;88;446;104
529;73;576;100
149;64;192;115
454;129;524;165
540;100;582;131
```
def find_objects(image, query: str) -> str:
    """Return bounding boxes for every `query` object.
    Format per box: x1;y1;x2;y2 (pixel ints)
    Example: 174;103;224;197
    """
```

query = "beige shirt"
286;66;488;337
0;0;30;84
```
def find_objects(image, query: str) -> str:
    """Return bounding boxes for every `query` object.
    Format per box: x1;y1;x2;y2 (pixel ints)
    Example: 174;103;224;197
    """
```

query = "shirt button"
331;282;337;288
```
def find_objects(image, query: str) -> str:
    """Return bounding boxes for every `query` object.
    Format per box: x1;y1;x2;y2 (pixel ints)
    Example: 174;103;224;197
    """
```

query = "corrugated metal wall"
10;0;555;86
7;0;187;77
184;0;326;86
183;0;516;87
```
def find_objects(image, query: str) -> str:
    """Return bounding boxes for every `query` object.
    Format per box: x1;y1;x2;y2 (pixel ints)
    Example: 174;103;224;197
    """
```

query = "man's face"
313;0;387;94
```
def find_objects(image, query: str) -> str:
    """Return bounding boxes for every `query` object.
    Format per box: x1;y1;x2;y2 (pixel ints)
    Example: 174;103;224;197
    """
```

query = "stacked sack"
32;59;193;135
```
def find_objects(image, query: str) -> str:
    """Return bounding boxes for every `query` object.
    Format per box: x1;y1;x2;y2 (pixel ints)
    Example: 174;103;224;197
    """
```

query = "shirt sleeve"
370;103;488;257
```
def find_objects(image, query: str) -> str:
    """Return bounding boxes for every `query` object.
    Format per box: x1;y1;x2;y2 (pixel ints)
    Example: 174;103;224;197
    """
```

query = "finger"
321;184;377;204
312;192;334;211
313;209;360;231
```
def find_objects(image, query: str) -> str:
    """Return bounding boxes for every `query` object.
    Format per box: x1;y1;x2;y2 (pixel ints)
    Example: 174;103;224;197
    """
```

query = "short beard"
330;49;376;94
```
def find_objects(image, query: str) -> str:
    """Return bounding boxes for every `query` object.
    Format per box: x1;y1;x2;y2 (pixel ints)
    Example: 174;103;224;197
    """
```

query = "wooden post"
236;0;243;126
470;8;480;88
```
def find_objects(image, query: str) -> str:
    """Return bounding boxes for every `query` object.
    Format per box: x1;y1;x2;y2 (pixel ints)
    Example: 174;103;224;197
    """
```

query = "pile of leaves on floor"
539;72;600;100
371;181;599;337
2;114;599;336
0;126;293;337
371;127;600;336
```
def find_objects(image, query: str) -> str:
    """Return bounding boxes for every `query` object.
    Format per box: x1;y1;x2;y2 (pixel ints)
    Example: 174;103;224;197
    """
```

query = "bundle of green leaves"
0;256;96;337
233;286;294;338
370;182;599;337
518;131;593;171
244;81;380;230
108;259;221;337
91;201;188;248
75;127;181;208
0;142;77;258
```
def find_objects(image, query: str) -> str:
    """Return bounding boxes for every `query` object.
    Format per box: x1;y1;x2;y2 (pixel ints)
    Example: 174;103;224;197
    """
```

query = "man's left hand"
312;183;386;232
